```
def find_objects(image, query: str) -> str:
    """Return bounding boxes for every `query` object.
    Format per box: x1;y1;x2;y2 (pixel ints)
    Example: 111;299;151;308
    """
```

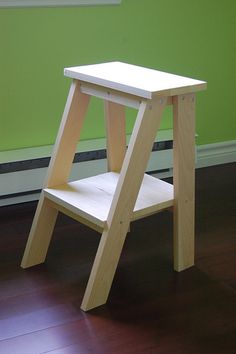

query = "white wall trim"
196;140;236;168
0;0;121;8
1;137;235;207
0;130;173;206
0;129;172;164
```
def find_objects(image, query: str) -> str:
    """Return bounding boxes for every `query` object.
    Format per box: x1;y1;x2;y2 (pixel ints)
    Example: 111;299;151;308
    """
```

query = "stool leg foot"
81;223;129;311
21;195;58;268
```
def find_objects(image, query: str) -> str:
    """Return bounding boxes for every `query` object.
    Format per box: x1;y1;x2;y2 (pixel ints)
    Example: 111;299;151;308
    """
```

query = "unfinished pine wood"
81;97;167;311
80;82;142;109
80;82;173;108
173;93;196;272
46;198;104;233
21;195;58;268
21;81;90;268
45;80;90;188
44;172;173;229
65;62;207;99
21;61;206;311
104;101;126;172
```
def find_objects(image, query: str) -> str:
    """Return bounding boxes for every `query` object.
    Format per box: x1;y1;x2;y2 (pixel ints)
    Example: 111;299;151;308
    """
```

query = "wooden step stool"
21;62;207;311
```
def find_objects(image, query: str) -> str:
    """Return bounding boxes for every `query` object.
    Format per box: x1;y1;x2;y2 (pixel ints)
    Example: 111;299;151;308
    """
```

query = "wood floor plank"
0;163;235;353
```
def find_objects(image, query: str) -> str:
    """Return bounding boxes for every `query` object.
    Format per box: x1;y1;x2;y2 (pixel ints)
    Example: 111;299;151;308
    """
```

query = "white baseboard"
0;130;173;206
196;140;236;168
1;137;235;207
0;150;173;207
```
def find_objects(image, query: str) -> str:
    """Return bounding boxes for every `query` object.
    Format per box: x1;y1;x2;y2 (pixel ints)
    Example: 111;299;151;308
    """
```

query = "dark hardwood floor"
0;163;235;354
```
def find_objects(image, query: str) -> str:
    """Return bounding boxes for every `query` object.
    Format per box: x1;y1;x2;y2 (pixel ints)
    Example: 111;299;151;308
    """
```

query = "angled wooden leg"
81;97;167;311
173;93;196;271
104;101;130;229
104;101;126;172
21;195;58;268
21;81;90;268
46;81;90;187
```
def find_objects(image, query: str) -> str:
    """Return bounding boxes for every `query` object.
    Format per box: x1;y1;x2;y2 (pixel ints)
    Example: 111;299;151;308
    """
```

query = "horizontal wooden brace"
79;82;143;109
80;82;173;107
46;198;105;233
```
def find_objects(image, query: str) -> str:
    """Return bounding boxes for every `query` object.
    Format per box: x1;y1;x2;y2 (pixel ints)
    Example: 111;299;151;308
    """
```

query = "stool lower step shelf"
44;172;173;231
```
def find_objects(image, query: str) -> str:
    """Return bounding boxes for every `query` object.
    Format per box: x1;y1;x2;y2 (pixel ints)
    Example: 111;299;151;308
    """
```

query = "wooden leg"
81;97;167;311
173;93;196;272
21;195;58;268
21;81;90;268
104;101;126;172
46;80;90;187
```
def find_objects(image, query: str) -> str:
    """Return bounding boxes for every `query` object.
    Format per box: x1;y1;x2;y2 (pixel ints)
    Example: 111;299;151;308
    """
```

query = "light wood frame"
21;67;201;311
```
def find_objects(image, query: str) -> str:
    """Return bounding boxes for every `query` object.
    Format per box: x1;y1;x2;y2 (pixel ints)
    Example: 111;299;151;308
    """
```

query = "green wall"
0;0;236;152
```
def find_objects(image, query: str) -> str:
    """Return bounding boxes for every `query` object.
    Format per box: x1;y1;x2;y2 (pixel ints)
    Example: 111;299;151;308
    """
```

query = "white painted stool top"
64;61;207;99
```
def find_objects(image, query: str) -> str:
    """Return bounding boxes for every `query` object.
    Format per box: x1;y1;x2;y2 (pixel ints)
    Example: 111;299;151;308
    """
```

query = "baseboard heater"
0;130;173;206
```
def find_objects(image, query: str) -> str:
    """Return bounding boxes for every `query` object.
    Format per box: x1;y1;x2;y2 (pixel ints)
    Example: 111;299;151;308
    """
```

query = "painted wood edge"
0;0;121;8
64;70;152;99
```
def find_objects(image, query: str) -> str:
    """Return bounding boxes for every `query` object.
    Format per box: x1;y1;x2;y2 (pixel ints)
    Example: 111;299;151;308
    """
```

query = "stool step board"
44;172;173;230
